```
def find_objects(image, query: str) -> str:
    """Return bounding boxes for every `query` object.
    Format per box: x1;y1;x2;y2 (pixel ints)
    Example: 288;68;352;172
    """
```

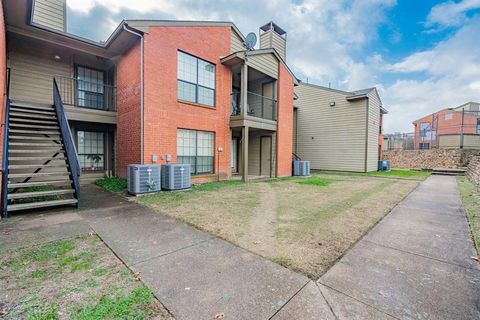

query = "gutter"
123;24;145;164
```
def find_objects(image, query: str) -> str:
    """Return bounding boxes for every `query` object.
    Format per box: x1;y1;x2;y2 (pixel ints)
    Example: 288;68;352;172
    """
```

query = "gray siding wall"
247;53;278;79
32;0;66;32
230;30;244;53
248;130;276;177
259;31;286;61
9;41;71;104
294;84;368;172
366;92;381;171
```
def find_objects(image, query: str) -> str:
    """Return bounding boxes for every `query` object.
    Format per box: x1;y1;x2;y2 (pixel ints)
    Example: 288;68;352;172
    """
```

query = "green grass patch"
315;168;430;180
367;169;430;179
71;286;155;320
270;255;293;268
457;177;480;255
95;177;128;193
27;303;58;320
297;177;332;187
15;186;64;203
192;179;243;192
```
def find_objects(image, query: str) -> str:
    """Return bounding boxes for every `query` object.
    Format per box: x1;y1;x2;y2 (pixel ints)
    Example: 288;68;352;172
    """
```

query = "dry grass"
139;173;419;279
0;234;173;320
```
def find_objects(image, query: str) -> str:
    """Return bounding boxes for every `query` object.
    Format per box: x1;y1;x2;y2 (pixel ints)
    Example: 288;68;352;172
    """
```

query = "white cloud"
426;0;480;28
382;17;480;132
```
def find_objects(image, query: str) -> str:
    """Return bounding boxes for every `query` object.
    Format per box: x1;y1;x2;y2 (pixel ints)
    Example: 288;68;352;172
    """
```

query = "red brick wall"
116;40;141;178
141;26;232;182
276;64;294;177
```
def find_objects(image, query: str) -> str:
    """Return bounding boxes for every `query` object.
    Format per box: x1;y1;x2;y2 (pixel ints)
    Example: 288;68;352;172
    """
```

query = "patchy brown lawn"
139;173;419;279
0;234;173;320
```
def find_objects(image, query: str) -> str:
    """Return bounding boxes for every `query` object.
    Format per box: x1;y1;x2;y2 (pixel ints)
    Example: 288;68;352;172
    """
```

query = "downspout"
123;24;145;164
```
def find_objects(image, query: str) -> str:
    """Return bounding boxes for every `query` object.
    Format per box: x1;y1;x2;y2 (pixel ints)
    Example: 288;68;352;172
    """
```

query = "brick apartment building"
413;102;480;149
0;0;298;214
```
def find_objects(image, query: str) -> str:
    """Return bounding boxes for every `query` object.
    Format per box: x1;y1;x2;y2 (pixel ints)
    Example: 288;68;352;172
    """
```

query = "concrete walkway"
1;175;479;319
318;175;480;319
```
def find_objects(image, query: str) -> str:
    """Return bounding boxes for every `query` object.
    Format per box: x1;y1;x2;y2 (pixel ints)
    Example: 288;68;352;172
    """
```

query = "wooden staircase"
4;101;78;212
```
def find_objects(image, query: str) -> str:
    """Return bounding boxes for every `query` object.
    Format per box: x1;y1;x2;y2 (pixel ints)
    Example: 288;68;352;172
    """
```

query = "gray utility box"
127;164;161;195
378;160;391;171
161;164;191;190
293;160;311;176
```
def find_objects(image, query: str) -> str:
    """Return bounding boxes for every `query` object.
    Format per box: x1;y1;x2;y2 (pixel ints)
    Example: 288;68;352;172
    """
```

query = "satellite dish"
244;32;257;50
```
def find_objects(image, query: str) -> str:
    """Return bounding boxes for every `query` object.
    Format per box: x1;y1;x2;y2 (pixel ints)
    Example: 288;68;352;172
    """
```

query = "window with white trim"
177;129;215;175
177;51;216;107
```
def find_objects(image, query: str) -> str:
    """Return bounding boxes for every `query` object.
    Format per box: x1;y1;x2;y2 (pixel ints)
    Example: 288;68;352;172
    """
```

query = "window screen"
177;129;214;174
177;51;215;107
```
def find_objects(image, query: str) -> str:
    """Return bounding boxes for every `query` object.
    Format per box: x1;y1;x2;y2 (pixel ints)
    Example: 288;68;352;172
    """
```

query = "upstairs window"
419;122;430;137
177;51;216;107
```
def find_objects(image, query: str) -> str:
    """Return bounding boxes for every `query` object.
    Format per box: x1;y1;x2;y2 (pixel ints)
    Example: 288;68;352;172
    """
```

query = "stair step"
10;123;60;130
9;156;66;161
10;102;54;111
9;149;64;154
9;135;62;141
9;164;68;169
9;142;63;147
7;199;78;212
9;172;70;178
10;107;56;116
9;112;57;120
8;189;75;200
9;129;60;135
8;180;72;188
10;118;58;125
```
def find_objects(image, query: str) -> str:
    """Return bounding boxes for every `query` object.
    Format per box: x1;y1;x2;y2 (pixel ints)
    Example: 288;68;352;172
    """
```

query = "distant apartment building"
0;0;388;215
413;102;480;149
294;84;387;172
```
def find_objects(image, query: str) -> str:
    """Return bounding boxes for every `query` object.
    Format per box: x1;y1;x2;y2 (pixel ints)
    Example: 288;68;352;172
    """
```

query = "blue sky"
66;0;480;132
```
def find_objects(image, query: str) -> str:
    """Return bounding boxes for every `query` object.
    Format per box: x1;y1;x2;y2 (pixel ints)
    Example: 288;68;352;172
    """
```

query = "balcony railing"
55;75;116;112
231;91;277;121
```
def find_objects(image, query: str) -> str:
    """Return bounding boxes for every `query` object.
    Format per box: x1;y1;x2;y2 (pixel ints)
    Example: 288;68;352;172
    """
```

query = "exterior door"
260;136;272;177
231;138;238;173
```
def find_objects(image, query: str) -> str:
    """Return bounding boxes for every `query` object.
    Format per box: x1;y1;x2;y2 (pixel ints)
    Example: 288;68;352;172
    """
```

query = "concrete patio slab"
365;206;479;269
0;211;90;250
85;205;212;266
317;284;397;320
133;238;309;320
271;281;335;320
320;240;480;320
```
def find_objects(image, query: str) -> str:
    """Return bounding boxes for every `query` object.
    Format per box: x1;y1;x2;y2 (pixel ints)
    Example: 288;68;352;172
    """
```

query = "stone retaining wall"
382;149;480;169
466;156;480;190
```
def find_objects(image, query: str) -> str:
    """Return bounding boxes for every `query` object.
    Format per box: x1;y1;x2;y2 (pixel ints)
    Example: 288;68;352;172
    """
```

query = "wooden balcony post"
240;62;248;118
242;126;249;182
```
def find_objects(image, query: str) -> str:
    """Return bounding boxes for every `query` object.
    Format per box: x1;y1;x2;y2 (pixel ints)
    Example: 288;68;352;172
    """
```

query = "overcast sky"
66;0;480;133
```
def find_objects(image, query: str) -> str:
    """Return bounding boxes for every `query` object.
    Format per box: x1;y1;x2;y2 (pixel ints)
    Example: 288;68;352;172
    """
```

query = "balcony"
55;75;116;112
231;91;277;121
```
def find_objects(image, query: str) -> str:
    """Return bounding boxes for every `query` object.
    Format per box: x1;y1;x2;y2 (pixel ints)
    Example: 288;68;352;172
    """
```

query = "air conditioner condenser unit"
127;164;161;195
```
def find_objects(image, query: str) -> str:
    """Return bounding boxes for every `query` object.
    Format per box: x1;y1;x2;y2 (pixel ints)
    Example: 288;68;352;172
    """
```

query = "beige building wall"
259;30;286;61
294;84;369;172
246;53;278;79
248;130;276;177
439;134;480;149
32;0;66;32
230;29;244;53
366;91;381;171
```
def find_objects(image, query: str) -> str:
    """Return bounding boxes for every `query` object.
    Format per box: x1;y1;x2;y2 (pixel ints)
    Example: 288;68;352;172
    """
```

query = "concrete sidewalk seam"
363;239;480;272
317;282;401;320
267;280;310;320
130;237;213;267
314;282;338;320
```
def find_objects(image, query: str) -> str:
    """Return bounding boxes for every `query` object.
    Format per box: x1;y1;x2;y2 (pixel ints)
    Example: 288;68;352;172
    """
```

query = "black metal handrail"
53;78;80;207
1;68;11;218
230;91;277;121
55;75;116;112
